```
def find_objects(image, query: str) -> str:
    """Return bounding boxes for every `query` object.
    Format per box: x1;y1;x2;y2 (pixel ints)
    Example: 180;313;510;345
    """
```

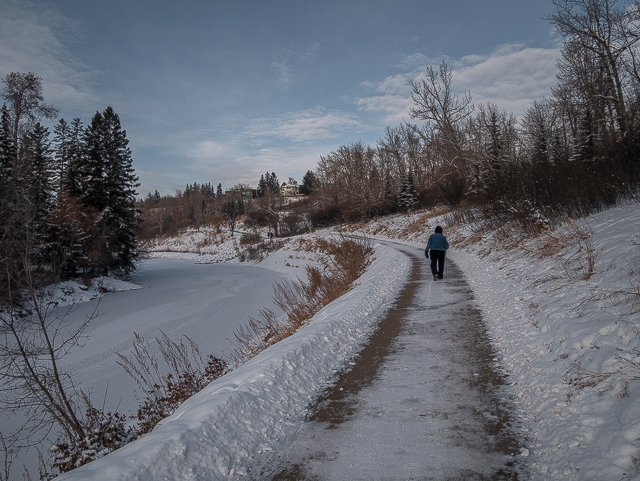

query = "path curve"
250;242;527;480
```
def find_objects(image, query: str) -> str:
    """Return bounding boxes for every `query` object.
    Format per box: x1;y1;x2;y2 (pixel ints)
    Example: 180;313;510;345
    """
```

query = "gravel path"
250;243;527;480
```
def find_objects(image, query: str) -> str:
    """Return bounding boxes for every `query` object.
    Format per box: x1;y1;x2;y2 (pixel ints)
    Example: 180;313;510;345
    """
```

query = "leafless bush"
232;236;373;364
528;220;597;284
117;332;228;435
239;239;286;262
279;212;309;237
621;260;640;314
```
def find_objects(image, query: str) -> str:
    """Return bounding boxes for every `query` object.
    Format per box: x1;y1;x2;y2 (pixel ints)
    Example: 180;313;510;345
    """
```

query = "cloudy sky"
1;0;561;196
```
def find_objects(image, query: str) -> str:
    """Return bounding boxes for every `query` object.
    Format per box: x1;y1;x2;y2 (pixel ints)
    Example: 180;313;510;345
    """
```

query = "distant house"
280;184;299;197
224;188;258;201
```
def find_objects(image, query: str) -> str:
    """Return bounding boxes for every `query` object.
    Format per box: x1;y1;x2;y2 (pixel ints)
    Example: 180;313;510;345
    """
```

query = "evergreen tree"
0;104;26;305
63;118;85;197
53;118;70;193
397;171;417;211
267;172;280;194
257;172;280;196
82;107;140;274
0;105;17;185
301;170;319;195
532;120;550;164
383;177;393;199
21;123;56;258
257;174;267;196
485;110;504;169
216;183;223;197
572;109;594;162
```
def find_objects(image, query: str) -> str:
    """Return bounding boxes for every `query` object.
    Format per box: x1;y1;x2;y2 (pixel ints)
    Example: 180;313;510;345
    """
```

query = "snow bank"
343;203;640;479
56;244;410;480
48;277;142;308
450;203;640;480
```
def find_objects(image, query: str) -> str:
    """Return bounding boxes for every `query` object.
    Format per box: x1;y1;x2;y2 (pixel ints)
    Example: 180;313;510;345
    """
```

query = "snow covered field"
17;201;640;480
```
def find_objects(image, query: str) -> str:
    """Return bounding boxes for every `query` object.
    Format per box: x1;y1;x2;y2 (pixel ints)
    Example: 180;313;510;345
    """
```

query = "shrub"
232;236;373;364
117;332;228;435
49;407;135;475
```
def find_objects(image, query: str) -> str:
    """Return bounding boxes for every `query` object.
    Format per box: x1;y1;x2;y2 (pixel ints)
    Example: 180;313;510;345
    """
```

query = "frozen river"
5;258;285;479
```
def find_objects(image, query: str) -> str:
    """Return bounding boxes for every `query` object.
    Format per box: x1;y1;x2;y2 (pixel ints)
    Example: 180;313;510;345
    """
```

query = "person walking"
425;226;449;281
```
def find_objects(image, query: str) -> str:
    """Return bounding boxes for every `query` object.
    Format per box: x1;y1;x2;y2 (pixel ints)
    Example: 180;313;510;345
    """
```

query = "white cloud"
301;41;325;61
453;44;560;114
0;0;99;113
247;107;367;142
270;59;294;85
354;42;561;123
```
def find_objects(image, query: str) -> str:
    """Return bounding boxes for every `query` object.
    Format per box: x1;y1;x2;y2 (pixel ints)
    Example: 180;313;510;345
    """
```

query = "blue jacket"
425;232;449;252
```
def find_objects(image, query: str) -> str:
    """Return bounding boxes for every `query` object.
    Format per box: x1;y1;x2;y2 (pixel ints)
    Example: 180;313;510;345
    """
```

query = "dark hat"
435;226;443;233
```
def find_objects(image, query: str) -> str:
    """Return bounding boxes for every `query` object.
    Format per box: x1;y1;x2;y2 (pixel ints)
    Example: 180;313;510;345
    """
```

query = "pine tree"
0;104;26;305
21;123;56;260
0;105;17;185
397;171;417;211
571;109;594;162
82;107;140;274
257;174;267;196
63;118;85;197
301;170;319;195
485;111;504;169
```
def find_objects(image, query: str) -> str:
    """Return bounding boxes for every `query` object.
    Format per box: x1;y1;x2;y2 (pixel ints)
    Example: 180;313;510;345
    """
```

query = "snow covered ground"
55;237;409;480
24;201;640;479
348;201;640;480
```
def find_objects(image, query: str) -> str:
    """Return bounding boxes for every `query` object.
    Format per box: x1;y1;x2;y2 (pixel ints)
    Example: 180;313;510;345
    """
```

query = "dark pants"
430;250;445;278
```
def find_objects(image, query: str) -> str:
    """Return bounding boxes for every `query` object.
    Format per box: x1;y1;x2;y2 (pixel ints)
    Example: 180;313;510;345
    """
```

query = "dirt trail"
251;244;526;480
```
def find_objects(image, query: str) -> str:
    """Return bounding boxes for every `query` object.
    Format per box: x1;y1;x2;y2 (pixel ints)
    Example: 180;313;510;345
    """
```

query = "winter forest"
2;0;640;479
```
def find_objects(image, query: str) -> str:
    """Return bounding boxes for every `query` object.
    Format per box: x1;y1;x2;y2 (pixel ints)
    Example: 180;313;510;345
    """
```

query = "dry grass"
239;232;262;246
528;220;597;284
117;332;228;434
231;236;374;364
564;358;614;391
621;260;640;314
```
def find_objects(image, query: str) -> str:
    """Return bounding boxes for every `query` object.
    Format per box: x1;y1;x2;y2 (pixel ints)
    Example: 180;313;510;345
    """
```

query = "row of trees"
0;73;142;479
1;72;140;297
309;0;640;227
137;171;321;239
136;1;640;240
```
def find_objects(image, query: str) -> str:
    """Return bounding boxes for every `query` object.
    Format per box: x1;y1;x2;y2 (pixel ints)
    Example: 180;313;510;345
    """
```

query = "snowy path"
250;244;526;480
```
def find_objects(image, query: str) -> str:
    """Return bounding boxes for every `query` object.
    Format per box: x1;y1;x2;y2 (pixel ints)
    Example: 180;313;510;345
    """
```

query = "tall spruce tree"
397;171;417;211
63;118;85;197
0;104;26;305
82;107;140;274
21;123;56;261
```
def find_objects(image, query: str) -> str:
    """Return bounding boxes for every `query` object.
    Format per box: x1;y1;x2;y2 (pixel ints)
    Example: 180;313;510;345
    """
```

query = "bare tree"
409;61;474;161
546;0;640;137
1;72;59;148
409;61;475;204
0;233;97;475
222;198;244;235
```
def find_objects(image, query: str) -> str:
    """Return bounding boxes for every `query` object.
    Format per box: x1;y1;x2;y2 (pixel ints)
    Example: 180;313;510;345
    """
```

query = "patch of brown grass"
231;236;374;364
117;332;228;434
528;220;597;284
